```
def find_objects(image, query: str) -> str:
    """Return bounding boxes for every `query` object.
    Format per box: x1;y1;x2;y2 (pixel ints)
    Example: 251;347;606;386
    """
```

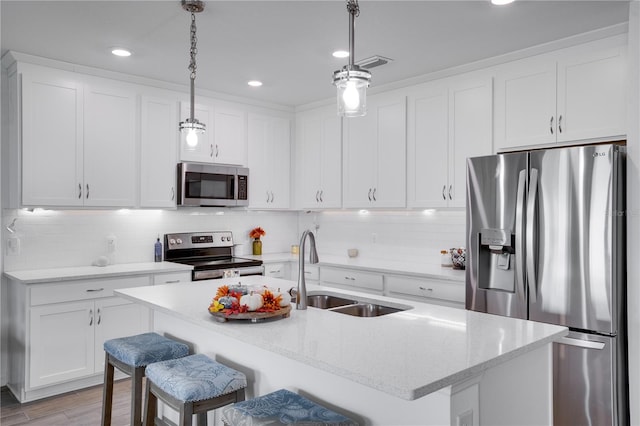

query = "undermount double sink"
306;293;411;317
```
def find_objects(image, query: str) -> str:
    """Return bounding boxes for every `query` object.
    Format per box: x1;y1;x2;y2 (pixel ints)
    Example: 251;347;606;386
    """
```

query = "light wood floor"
1;379;135;426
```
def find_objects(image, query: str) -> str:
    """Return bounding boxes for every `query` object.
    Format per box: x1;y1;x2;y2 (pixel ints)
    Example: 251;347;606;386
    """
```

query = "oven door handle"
192;265;264;281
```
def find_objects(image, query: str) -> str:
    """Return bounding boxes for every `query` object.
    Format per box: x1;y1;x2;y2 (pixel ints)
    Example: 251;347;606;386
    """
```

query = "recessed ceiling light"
111;48;132;57
247;80;263;87
491;0;515;5
332;50;349;59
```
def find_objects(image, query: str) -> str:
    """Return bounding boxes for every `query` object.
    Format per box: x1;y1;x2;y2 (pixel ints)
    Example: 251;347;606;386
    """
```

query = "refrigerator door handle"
556;336;605;350
515;169;527;301
526;167;539;303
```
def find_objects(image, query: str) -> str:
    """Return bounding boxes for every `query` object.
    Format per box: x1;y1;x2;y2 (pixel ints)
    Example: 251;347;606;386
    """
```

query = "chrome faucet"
297;229;319;310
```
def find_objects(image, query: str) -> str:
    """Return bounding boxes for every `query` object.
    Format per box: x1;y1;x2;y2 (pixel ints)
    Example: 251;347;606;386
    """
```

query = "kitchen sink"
306;294;357;309
306;292;410;317
332;303;405;317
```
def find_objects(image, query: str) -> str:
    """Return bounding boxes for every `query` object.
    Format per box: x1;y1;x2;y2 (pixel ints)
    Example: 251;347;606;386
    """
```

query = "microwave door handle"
515;169;527;301
526;167;539;303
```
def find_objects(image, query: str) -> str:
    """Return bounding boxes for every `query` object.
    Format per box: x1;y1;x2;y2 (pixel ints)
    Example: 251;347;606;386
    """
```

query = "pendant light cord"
188;11;198;122
347;0;359;68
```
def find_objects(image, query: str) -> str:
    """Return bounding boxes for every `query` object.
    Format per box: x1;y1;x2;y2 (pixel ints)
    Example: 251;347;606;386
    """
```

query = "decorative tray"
208;305;292;323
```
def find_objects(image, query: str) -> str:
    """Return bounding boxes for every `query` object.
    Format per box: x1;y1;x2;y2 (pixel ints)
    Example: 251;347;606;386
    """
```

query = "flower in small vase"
249;227;266;241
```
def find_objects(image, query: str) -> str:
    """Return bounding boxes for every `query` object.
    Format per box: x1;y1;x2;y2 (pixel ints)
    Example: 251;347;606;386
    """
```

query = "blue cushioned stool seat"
101;332;189;426
143;354;247;426
220;388;358;426
103;332;190;367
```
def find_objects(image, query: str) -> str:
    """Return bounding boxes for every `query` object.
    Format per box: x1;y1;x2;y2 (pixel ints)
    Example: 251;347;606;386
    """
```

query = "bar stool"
101;332;190;426
143;353;247;426
221;388;359;425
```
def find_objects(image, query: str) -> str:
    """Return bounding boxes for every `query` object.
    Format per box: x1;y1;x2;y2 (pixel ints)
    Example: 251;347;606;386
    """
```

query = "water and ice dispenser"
477;228;516;292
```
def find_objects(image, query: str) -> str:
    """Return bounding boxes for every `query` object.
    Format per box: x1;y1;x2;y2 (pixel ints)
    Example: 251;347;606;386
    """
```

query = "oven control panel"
165;231;234;249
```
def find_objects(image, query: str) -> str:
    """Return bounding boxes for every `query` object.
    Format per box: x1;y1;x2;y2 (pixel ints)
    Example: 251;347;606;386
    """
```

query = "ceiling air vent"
355;55;393;70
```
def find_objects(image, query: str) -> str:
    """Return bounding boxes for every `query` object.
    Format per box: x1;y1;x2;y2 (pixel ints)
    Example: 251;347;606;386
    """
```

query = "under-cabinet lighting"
111;48;132;57
491;0;515;5
247;80;263;87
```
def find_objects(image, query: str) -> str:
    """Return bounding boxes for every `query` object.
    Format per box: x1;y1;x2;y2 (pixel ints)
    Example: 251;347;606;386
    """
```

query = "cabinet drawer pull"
315;190;320;202
368;188;372;202
215;144;219;158
271;191;275;203
165;280;180;284
372;188;377;202
86;288;104;293
558;115;563;133
319;190;323;203
269;270;281;274
86;184;90;199
442;185;446;200
305;271;312;275
448;185;453;200
97;308;101;325
550;116;554;135
171;187;175;201
89;309;93;326
419;286;433;292
344;276;355;281
210;144;214;157
78;183;82;199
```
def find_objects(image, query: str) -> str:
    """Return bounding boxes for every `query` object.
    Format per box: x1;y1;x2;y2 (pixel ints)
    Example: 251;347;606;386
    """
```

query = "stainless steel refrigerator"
466;144;628;425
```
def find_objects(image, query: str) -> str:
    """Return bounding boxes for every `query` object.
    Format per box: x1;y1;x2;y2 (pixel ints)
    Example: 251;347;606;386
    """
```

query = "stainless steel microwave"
177;163;249;207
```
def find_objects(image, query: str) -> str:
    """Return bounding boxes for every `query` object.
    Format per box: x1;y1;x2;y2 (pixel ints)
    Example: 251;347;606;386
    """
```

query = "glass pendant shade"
180;118;205;150
333;66;371;117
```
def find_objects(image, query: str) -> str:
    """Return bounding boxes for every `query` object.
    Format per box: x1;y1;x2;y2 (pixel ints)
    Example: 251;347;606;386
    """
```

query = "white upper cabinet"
178;102;247;166
20;65;137;207
83;80;137;207
407;75;492;208
494;41;627;151
140;94;179;208
343;91;407;209
295;106;342;209
248;113;291;209
21;66;84;207
214;105;248;166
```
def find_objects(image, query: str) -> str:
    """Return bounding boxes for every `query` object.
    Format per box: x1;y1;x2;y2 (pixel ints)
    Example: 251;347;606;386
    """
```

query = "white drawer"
301;265;319;281
321;267;384;292
264;263;286;279
153;272;192;285
386;275;464;304
30;276;150;306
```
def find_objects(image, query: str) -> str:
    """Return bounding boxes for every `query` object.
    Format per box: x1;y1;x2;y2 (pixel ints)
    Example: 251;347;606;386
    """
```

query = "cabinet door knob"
550;116;554;135
558;115;563;133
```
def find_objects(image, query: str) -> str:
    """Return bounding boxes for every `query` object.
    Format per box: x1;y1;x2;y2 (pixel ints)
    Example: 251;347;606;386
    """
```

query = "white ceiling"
1;1;630;108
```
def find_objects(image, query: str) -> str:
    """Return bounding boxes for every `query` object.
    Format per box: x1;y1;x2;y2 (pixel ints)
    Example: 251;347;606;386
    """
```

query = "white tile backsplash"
2;208;299;271
2;208;466;271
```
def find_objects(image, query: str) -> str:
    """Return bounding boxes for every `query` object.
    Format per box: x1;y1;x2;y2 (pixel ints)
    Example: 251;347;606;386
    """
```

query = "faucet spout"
297;229;318;310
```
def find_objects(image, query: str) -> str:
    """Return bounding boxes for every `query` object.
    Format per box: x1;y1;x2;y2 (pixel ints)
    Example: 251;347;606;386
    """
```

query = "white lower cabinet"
320;266;384;295
264;262;289;280
8;275;150;402
153;271;192;285
385;274;464;308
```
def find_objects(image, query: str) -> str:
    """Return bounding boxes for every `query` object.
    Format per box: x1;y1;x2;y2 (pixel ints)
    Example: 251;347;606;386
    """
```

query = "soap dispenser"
154;237;163;262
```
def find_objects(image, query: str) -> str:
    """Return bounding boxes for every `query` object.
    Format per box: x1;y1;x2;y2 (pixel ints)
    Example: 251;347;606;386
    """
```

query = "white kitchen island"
116;276;567;426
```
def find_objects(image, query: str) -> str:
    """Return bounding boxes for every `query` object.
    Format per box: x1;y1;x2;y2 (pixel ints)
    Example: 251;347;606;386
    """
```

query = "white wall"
297;209;465;267
1;208;298;271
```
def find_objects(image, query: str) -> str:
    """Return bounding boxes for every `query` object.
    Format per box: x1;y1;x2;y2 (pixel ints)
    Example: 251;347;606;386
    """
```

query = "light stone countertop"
116;275;567;401
3;261;193;284
243;252;466;282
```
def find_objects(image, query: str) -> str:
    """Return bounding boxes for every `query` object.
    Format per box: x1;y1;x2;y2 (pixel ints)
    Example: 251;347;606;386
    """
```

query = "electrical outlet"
457;410;474;426
106;235;117;253
7;236;21;256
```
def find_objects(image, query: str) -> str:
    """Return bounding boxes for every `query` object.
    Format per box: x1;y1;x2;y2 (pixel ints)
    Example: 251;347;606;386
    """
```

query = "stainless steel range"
164;231;264;281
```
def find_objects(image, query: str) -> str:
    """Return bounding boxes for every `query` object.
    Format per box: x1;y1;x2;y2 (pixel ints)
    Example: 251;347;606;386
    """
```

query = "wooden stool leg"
131;366;145;426
101;353;114;426
143;380;157;426
181;403;194;426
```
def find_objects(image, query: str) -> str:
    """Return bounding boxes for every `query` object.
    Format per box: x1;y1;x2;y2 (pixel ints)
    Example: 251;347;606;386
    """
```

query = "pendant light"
332;0;371;117
179;0;205;149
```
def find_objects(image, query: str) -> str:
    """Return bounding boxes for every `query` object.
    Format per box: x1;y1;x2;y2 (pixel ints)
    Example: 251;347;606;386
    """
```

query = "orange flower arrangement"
208;284;283;316
249;227;266;240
